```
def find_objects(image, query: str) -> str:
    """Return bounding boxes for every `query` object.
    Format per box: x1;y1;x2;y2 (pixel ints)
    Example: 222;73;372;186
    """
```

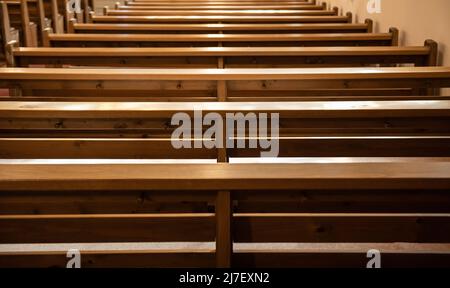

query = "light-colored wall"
320;0;450;66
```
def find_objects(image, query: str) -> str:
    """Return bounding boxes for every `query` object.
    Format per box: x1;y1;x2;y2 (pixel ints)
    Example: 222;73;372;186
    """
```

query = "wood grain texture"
0;162;450;191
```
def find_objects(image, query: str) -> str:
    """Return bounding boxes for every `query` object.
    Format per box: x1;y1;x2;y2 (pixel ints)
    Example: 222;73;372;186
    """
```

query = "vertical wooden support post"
216;47;232;268
425;39;439;96
68;18;76;33
216;190;232;268
82;0;89;23
86;11;94;23
36;0;46;45
51;0;60;33
332;6;338;16
0;2;12;49
390;27;399;46
425;39;438;67
346;12;352;23
365;19;374;33
42;28;51;47
5;41;18;67
20;0;33;47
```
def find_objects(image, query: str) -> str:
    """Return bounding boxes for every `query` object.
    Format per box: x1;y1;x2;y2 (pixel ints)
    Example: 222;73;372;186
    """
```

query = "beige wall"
320;0;450;66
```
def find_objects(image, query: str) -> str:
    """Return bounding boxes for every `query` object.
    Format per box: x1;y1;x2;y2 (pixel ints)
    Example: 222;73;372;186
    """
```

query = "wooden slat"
105;9;338;16
12;46;430;68
14;46;429;57
233;213;450;243
233;244;450;268
0;189;215;214
3;245;450;268
73;23;370;33
47;32;390;42
0;250;215;268
130;0;316;4
2;183;450;215
91;15;352;24
2;95;449;102
0;67;448;81
234;188;450;213
0;162;450;191
0;100;448;118
0;214;215;243
117;5;325;10
1;138;449;158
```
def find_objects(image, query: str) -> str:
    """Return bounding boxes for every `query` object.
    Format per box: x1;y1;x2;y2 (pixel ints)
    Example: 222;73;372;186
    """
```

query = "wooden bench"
90;14;354;24
1;66;448;98
8;43;437;68
41;30;398;48
0;100;449;158
103;8;339;17
0;0;42;48
1;162;450;267
69;21;373;34
128;0;317;4
116;4;327;10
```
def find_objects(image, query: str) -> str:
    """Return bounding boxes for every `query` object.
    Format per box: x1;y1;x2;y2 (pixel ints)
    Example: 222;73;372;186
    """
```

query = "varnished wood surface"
128;0;316;5
117;5;325;10
0;213;216;243
0;139;449;159
2;244;450;268
105;9;338;16
0;67;449;80
1;100;449;118
13;46;430;57
0;249;216;268
1;162;450;191
73;23;369;32
46;32;392;42
233;213;450;243
91;15;351;23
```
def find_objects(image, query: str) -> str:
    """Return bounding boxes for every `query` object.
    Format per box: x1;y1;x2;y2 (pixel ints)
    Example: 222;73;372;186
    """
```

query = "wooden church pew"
90;14;353;24
9;42;437;68
128;0;316;4
69;21;373;34
0;100;449;157
1;66;448;98
103;8;339;17
41;30;398;48
0;0;42;48
116;4;327;10
129;0;316;4
0;162;450;267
